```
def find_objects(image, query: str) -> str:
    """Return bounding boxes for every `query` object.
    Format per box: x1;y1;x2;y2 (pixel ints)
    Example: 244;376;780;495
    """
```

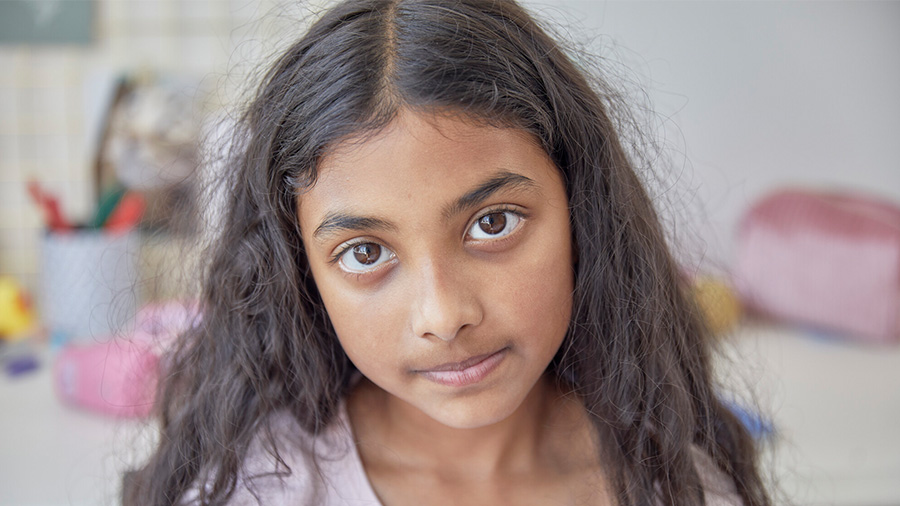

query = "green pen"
91;185;126;229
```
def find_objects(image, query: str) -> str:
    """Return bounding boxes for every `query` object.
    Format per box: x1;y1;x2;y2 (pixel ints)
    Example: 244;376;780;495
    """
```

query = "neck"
348;374;587;479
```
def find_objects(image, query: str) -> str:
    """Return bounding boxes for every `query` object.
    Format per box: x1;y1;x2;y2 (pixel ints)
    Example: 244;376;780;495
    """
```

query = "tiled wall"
0;0;321;297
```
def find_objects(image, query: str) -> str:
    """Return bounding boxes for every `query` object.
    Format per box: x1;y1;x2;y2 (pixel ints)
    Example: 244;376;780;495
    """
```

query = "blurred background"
0;0;315;298
1;1;898;505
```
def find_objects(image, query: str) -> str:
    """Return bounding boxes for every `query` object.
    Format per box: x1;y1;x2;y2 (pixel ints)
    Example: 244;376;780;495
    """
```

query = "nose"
410;259;483;342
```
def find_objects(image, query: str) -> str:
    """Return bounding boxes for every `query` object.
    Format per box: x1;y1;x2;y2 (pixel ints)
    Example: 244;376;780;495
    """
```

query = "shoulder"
223;410;323;505
189;408;379;506
691;446;744;506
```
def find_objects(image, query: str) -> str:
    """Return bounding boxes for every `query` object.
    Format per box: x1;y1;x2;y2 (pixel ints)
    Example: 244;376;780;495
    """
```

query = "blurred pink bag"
734;189;900;343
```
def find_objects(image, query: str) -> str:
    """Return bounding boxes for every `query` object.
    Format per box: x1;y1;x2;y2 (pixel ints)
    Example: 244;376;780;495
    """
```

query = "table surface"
1;322;899;506
0;342;153;506
717;322;900;506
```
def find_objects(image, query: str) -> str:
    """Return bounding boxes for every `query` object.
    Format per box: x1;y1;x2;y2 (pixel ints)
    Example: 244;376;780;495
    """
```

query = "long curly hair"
124;1;770;505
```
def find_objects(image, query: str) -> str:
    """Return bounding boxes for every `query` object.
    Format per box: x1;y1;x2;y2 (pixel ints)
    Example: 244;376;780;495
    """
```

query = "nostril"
424;330;457;342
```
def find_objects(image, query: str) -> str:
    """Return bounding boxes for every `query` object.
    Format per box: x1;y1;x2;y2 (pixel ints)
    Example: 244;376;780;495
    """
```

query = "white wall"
4;0;896;288
525;0;900;267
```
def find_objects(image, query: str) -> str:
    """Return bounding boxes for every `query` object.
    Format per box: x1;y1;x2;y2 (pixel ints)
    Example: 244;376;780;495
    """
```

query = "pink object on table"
53;338;159;417
734;189;900;343
52;301;199;417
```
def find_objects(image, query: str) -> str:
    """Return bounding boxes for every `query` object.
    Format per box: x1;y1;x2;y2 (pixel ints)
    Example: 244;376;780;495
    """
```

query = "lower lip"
418;349;508;387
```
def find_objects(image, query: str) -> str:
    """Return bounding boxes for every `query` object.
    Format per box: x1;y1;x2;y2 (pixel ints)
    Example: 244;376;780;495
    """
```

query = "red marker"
27;180;72;232
104;192;145;233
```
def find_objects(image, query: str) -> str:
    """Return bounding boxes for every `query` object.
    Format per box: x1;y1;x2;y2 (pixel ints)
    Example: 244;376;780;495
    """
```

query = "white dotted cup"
40;230;140;341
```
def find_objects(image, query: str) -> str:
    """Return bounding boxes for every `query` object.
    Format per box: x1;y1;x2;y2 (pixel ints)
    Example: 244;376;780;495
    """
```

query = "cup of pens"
31;182;145;342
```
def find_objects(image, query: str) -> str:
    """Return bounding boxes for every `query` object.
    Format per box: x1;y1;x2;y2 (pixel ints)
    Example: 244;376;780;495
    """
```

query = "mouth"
416;347;509;387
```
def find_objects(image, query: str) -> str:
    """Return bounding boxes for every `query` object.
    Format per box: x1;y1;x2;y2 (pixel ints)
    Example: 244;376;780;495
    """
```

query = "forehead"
297;110;561;229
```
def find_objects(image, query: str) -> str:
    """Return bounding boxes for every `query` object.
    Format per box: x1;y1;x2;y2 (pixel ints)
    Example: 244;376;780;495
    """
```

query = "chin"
417;387;530;430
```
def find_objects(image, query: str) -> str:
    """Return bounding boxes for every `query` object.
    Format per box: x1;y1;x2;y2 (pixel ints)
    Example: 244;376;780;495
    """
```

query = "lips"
416;348;508;387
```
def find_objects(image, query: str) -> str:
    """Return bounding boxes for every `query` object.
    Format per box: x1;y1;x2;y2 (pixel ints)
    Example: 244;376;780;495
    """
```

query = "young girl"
125;1;770;505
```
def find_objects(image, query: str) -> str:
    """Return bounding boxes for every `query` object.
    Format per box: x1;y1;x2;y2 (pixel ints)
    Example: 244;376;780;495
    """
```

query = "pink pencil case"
734;189;900;343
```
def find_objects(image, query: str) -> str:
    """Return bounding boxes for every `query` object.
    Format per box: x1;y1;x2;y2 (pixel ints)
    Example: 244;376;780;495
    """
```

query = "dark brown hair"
125;1;770;505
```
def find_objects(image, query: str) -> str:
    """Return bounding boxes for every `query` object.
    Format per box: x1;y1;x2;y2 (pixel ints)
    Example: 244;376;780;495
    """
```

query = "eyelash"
327;205;528;266
328;239;371;265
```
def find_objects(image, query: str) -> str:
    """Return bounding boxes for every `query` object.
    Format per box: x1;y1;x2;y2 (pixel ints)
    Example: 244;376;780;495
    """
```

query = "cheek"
495;239;574;354
527;270;573;340
316;280;407;372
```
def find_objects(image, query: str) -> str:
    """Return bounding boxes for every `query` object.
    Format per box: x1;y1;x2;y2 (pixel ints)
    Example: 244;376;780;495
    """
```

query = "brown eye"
478;212;507;235
468;210;522;240
338;241;394;273
352;243;381;265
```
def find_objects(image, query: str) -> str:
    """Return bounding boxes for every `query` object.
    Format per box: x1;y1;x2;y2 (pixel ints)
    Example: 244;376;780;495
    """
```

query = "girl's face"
298;110;574;429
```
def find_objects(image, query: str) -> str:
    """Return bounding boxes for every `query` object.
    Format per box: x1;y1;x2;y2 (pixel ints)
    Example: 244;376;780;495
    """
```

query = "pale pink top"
220;403;380;505
215;402;742;506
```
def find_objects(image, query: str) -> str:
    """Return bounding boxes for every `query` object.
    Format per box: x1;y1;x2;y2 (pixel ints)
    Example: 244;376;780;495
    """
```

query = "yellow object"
0;276;36;339
692;275;743;335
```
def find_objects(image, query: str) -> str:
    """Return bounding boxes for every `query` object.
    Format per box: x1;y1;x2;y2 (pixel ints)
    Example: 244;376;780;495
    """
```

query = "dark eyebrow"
311;171;538;242
442;171;539;219
313;214;396;242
